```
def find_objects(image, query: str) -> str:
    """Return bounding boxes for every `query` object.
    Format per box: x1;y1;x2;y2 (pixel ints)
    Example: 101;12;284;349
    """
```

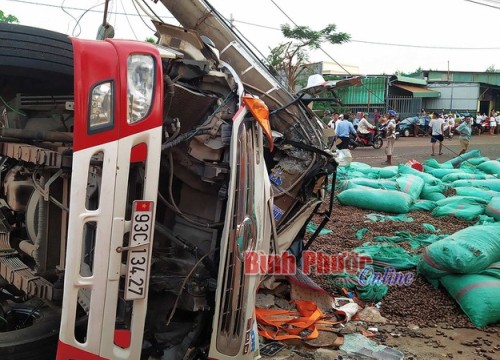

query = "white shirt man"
429;114;445;156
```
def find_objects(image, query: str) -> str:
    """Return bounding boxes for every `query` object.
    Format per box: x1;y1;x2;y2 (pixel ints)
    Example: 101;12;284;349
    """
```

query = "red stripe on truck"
56;340;108;360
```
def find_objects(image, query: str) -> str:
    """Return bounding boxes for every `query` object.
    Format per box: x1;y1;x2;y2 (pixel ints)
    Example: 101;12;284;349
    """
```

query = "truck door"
57;38;163;360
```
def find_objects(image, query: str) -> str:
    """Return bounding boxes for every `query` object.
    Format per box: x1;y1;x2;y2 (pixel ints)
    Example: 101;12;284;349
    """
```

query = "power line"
464;0;500;9
232;20;500;51
6;0;499;50
349;39;500;50
4;0;174;19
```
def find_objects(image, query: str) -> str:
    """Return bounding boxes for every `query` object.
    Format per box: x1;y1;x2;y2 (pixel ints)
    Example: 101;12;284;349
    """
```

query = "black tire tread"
0;23;73;76
0;301;61;360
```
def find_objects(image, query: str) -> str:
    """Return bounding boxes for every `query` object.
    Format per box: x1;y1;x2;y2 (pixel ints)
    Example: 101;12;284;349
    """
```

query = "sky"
2;0;500;75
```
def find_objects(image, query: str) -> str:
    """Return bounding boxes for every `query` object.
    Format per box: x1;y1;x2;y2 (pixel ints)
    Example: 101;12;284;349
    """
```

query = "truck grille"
217;120;256;355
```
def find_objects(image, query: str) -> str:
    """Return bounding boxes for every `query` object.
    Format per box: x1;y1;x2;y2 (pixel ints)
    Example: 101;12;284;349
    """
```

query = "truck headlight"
127;54;154;124
89;81;113;131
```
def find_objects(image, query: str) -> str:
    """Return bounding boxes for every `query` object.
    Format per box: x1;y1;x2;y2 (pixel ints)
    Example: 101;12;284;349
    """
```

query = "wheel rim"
373;138;383;149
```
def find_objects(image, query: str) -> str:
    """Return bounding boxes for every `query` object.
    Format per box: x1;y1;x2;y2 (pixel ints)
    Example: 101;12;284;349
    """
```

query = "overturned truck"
0;1;336;359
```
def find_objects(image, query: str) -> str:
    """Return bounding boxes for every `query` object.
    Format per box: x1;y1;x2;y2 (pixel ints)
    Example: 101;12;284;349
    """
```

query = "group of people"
428;112;473;156
322;107;486;165
322;110;397;165
472;112;498;136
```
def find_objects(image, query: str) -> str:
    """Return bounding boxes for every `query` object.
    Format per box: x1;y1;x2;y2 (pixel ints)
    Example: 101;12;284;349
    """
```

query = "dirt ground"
259;200;500;360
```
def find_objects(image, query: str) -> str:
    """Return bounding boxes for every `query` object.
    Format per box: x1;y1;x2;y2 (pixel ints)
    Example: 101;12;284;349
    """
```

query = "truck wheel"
0;23;73;75
0;300;61;360
0;23;73;94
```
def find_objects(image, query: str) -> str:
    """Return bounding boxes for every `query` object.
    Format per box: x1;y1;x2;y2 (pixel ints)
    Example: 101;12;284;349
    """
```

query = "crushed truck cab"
0;1;335;359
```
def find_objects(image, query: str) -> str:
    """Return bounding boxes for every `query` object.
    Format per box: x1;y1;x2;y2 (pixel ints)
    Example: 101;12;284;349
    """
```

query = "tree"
0;10;19;24
267;24;350;92
486;65;497;73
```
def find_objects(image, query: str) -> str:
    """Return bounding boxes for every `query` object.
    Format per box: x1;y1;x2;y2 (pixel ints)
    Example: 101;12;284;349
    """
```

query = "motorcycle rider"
336;113;358;149
357;113;375;145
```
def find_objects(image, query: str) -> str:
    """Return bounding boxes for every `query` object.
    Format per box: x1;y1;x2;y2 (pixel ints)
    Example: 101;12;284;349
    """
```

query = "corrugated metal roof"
393;84;440;98
426;71;500;86
335;77;386;105
391;75;427;85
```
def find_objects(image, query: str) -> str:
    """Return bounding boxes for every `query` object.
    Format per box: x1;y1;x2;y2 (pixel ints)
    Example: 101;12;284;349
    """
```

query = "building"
423;70;500;116
325;70;500;118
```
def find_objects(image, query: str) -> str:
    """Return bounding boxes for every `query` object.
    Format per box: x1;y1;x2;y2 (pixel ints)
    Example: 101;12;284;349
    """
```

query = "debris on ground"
256;151;499;359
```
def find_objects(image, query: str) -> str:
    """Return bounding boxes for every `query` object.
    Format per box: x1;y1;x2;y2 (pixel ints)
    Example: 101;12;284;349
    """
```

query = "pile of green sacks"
334;150;500;221
417;223;500;327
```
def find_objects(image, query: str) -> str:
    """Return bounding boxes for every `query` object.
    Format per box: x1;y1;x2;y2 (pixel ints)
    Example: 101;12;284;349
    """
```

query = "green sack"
421;183;448;197
349;178;399;191
421;191;446;202
452;179;500;192
454;187;496;201
396;174;424;200
427;168;464;179
462;156;490;166
445;149;482;167
440;272;500;327
485;197;500;221
410;200;437;211
424;158;454;169
431;196;489;221
477;160;500;176
417;223;500;281
358;166;399;179
348;162;372;171
441;172;495;183
337;188;413;214
398;164;441;185
435;196;489;206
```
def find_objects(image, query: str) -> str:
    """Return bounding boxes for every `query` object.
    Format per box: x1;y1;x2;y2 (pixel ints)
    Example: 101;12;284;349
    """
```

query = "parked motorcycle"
349;128;383;149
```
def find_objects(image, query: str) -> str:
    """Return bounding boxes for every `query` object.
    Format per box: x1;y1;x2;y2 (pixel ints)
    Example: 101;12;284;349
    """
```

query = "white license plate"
124;200;154;300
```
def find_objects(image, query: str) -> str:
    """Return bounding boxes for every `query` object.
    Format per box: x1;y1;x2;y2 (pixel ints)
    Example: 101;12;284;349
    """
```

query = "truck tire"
0;23;74;94
0;300;61;360
0;23;73;76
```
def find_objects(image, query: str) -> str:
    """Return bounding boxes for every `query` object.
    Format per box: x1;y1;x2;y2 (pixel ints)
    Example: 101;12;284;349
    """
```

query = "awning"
393;84;440;98
391;75;427;86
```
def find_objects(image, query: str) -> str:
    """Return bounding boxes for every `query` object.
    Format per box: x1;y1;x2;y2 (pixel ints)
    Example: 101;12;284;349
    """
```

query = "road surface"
348;134;500;167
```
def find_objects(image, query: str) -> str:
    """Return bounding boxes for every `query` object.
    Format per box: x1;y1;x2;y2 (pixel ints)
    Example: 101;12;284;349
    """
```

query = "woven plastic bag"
417;223;500;282
485;197;500;221
396;174;424;200
477;160;500;176
440;269;500;327
337;188;413;214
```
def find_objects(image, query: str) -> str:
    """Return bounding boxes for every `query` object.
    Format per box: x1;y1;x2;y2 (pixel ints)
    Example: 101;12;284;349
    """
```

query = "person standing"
473;113;483;135
373;109;381;128
429;113;445;156
328;112;339;130
489;111;497;136
322;110;332;126
336;113;358;150
382;114;397;165
447;114;455;139
353;112;362;129
327;112;339;148
456;115;472;155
